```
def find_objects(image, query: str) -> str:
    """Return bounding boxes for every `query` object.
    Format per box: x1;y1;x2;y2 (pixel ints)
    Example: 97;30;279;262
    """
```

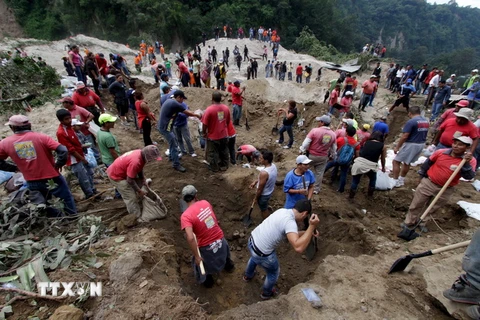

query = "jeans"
464;230;480;290
324;160;350;192
288;72;292;81
309;155;328;192
159;128;181;168
368;92;376;106
233;104;242;123
350;170;377;191
228;136;236;165
278;125;293;147
245;239;280;295
85;134;101;162
430;102;443;122
306;76;311;83
216;78;225;90
359;94;372;110
166;67;172;78
71;161;95;198
142;119;153;146
118;61;130;76
206;138;229;171
91;77;101;95
26;175;77;215
173;124;195;154
475;143;480;170
296;75;302;83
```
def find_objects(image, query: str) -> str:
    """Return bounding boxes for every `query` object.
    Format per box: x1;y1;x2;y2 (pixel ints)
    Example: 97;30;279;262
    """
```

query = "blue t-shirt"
174;103;189;127
403;116;429;143
373;121;389;135
160;81;169;97
158;99;186;132
283;169;316;209
434;86;451;104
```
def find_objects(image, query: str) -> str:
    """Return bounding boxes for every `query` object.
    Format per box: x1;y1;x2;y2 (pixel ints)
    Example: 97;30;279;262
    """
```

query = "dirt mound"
0;0;23;40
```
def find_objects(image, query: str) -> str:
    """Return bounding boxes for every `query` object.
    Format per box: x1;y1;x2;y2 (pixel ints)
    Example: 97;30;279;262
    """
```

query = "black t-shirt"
359;140;384;163
283;108;298;126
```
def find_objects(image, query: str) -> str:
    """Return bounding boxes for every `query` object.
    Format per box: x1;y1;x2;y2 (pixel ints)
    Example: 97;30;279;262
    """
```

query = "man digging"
243;199;319;300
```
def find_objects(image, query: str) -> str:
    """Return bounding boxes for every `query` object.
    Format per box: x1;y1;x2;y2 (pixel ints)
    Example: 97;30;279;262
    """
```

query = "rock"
109;221;117;231
139;280;148;288
361;305;368;312
49;305;83;320
238;238;246;246
109;252;143;282
216;279;223;286
117;214;138;232
239;232;245;238
232;230;240;239
236;246;242;251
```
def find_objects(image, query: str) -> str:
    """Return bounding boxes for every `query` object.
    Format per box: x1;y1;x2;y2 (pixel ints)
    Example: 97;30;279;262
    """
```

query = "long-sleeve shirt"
433;86;451;104
56;124;84;166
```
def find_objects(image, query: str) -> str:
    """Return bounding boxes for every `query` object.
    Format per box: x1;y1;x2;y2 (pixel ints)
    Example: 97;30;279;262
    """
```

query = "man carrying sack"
401;136;476;232
180;185;234;288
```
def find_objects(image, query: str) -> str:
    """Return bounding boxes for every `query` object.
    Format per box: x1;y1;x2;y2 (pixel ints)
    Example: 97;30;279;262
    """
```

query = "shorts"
258;194;272;212
394;142;425;165
393;96;410;108
115;99;129;116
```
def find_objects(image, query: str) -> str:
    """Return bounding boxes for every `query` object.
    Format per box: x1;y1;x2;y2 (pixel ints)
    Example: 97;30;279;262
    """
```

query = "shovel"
397;158;466;241
245;104;250;131
242;197;256;227
271;115;280;135
388;240;470;274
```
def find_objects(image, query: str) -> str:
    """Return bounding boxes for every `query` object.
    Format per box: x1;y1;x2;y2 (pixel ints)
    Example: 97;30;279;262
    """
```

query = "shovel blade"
305;238;316;261
397;226;420;241
388;255;414;274
242;214;252;227
271;126;279;135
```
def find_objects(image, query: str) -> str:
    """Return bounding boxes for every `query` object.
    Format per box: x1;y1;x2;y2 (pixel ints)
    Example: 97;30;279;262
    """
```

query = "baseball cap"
71;119;84;126
98;114;118;125
160;73;168;80
173;90;187;100
58;97;74;104
380;115;387;120
363;124;371;130
293;198;312;215
5;115;30;126
370;75;377;78
472;69;478;73
406;78;412;83
345;91;354;96
219;58;224;63
342;119;355;126
456;100;470;108
451;74;456;77
182;185;197;198
142;145;160;162
296;155;312;165
76;81;85;89
315;115;331;124
234;80;241;85
454;108;473;120
252;150;261;159
453;136;473;146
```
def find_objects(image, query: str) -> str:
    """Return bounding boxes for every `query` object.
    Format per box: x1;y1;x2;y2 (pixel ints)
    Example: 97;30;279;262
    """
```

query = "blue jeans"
75;66;86;84
233;104;242;122
368;92;376;106
71;162;95;198
118;61;130;76
159;128;180;168
26;175;77;215
325;160;350;192
245;239;280;295
173;124;195;154
166;67;172;78
464;230;480;290
430;102;443;122
474;143;480;170
296;75;302;83
278;125;294;147
350;170;376;191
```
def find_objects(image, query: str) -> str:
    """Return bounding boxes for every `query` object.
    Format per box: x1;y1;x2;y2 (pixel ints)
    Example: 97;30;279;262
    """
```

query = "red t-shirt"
362;80;377;94
56;124;84;166
440;108;456;122
428;150;477;187
202;104;231;140
337;136;360;151
135;100;149;129
72;90;102;109
329;89;339;106
107;149;145;181
95;55;108;76
356;130;371;147
0;131;60;181
239;145;256;155
178;61;188;74
439;118;478;147
180;200;224;247
231;86;243;106
307;127;336;157
68;105;93;136
296;66;303;75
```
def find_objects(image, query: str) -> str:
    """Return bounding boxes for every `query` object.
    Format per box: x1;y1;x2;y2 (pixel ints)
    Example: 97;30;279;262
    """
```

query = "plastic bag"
0;170;14;185
139;187;167;222
473;180;480;192
86;148;97;168
375;171;395;190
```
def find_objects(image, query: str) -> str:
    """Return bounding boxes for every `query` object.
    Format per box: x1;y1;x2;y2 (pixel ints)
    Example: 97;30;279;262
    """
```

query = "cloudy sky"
427;0;480;8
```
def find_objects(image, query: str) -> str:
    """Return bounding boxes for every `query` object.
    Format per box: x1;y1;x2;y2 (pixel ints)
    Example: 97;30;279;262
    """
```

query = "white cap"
71;119;84;126
296;155;312;165
451;74;456;77
453;136;473;146
345;91;354;96
473;69;479;73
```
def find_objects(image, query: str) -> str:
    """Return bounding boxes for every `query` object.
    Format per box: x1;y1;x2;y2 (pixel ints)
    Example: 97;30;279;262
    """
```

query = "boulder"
109;251;143;282
49;305;83;320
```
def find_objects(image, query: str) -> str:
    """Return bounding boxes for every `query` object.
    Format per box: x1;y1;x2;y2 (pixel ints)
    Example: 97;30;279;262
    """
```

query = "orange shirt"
140;48;146;57
263;30;267;36
148;46;154;54
160;47;165;54
271;35;277;42
140;43;147;50
134;56;141;65
189;72;195;84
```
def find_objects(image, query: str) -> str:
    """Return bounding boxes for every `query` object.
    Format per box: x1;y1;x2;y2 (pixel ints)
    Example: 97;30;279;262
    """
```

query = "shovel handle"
431;240;471;255
419;158;466;222
193;234;206;275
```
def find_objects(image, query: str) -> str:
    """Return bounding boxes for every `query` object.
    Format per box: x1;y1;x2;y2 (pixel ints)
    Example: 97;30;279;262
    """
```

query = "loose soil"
1;35;479;320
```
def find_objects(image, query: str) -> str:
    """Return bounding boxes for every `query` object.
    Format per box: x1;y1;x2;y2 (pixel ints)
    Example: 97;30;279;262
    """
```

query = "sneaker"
467;305;480;319
165;149;170;156
178;152;183;159
443;275;480;304
313;190;319;195
174;165;187;173
394;179;404;188
260;287;279;300
283;145;291;149
243;275;253;282
275;140;282;144
191;153;197;157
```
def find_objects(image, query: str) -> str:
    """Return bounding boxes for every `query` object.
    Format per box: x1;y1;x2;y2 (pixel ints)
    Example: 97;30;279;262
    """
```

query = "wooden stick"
0;287;67;301
76;189;111;205
193;234;206;275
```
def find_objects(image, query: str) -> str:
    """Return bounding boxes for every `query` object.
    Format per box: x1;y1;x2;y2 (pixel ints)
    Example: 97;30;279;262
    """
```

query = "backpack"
214;64;221;78
337;137;359;165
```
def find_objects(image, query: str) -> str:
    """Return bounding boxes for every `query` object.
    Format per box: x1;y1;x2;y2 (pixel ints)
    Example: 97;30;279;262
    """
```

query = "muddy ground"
1;36;479;319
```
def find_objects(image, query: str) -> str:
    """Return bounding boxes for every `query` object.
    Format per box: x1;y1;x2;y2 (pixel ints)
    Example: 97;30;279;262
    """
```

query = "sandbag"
86;148;97;168
139;187;167;222
375;171;395;190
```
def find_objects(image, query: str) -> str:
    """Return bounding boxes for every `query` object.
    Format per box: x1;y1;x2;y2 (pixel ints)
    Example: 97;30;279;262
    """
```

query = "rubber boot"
349;189;356;199
367;187;375;197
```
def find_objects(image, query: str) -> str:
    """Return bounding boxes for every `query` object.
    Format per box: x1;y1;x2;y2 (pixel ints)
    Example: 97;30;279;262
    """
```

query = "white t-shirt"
251;208;298;254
